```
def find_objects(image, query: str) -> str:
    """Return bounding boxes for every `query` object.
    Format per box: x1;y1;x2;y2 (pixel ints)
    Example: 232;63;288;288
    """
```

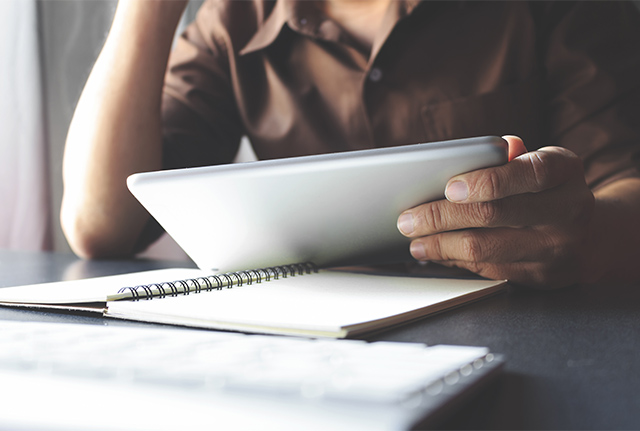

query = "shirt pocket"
420;77;545;150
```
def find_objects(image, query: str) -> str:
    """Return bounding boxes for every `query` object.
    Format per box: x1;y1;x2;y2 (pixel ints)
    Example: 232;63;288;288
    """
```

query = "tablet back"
128;136;508;272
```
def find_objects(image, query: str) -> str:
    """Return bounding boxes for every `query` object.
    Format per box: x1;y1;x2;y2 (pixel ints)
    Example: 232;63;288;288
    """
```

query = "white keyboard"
0;320;503;431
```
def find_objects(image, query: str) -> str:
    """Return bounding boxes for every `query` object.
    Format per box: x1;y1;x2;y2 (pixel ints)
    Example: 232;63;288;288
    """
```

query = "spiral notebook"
0;264;505;338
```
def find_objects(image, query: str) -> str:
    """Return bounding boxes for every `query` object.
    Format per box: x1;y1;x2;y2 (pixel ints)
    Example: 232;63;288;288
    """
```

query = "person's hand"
397;136;596;288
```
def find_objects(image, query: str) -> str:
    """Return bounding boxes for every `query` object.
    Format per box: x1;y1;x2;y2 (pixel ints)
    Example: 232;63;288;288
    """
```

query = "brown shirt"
162;0;640;191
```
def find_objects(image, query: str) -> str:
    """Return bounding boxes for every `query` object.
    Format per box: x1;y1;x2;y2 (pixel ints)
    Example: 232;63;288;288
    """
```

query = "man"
61;0;640;288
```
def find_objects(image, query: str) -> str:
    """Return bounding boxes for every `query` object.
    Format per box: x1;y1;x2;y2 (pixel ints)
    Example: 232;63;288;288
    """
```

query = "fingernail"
446;181;468;202
397;212;414;235
410;241;427;260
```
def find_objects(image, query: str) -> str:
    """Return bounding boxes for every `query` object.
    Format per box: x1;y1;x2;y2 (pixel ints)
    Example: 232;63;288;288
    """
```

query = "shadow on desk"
424;372;524;430
373;280;640;430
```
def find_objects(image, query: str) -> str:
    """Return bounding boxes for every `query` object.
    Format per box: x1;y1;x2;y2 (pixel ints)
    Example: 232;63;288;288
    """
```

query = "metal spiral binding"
117;262;318;301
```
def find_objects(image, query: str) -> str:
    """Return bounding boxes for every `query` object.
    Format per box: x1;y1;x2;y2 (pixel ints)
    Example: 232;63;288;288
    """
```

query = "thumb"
503;135;527;161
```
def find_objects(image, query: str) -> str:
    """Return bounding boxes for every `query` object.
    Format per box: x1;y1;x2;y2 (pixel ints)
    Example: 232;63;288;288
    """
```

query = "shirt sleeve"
161;1;244;171
539;1;640;189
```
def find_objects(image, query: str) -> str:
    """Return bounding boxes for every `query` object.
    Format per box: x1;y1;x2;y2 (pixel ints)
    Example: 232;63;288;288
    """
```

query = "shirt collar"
239;0;289;56
239;0;423;57
370;0;421;64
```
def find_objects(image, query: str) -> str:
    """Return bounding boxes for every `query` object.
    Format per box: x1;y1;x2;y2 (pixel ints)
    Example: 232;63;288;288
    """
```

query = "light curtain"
0;0;52;251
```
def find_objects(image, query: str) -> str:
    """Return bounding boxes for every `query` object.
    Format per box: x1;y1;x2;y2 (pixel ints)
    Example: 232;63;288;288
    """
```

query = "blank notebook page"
107;271;503;336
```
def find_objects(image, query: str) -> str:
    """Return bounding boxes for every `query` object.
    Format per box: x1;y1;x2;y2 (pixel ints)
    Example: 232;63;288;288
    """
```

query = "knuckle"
473;202;500;226
469;169;503;201
431;235;445;260
568;152;584;173
418;202;447;233
563;151;586;181
526;152;554;191
534;228;567;261
460;231;484;262
549;237;572;262
458;260;491;277
484;169;503;200
527;148;585;192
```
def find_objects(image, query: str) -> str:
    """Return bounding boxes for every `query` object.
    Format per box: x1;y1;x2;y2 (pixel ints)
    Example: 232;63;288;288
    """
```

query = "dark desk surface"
1;249;638;430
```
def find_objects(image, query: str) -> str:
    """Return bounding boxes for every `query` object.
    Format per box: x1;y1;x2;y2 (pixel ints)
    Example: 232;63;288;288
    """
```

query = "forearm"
61;0;187;258
588;177;640;283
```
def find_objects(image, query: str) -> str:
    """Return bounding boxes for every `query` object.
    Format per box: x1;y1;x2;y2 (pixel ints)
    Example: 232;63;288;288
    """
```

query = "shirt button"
300;18;308;26
369;67;383;82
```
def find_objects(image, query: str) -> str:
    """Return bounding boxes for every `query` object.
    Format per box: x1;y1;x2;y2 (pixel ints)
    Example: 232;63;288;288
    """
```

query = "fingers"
407;227;583;287
408;227;559;263
394;137;594;288
444;146;585;204
398;182;590;237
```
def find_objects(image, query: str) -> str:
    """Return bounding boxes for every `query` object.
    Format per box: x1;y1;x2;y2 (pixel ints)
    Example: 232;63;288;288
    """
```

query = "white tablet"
128;136;508;272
